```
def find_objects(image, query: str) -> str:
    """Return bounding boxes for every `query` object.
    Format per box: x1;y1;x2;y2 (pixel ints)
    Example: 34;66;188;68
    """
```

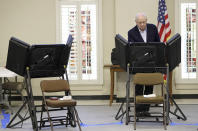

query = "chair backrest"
133;73;164;85
40;79;70;92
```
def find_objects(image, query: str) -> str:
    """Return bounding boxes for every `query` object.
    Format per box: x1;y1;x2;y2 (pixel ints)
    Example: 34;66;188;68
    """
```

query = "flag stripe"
157;0;171;43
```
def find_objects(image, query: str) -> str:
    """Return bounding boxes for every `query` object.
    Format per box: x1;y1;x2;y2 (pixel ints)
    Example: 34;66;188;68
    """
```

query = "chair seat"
2;82;23;91
133;73;164;85
46;99;77;108
136;96;164;104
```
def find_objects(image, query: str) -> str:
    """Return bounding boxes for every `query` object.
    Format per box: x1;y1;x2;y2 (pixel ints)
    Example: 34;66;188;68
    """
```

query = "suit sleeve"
128;31;134;43
154;26;160;42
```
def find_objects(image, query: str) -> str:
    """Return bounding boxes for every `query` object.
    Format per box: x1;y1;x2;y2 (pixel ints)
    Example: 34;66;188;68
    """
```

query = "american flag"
157;0;171;43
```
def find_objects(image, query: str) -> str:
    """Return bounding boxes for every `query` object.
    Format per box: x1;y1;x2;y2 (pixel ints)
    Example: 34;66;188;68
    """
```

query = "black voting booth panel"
114;34;166;73
65;34;74;67
115;34;128;70
166;33;181;72
28;44;67;78
6;37;30;76
115;34;181;73
128;42;166;73
6;36;73;78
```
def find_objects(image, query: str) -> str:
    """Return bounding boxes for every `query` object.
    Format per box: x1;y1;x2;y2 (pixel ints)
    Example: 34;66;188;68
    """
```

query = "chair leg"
134;102;136;130
39;101;44;129
39;108;43;129
74;107;82;131
67;107;76;127
9;88;11;106
163;101;167;130
45;106;53;131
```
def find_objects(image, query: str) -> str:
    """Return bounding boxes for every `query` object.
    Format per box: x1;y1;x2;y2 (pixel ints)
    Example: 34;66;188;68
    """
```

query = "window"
56;0;103;85
181;3;196;79
175;0;198;84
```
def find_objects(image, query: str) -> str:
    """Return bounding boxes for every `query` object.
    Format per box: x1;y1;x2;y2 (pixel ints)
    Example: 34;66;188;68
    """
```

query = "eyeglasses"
137;21;147;25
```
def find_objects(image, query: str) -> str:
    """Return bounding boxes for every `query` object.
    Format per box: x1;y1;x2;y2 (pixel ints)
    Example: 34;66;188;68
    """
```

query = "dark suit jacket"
128;23;160;43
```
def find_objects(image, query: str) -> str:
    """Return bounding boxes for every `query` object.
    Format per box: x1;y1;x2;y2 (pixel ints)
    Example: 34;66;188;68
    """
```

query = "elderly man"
128;13;160;116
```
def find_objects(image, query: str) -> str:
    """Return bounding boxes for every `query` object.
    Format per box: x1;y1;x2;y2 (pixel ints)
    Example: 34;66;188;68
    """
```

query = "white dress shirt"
138;28;147;42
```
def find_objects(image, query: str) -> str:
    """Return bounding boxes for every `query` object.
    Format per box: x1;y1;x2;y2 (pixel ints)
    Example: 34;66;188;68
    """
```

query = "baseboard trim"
172;94;198;99
9;94;198;101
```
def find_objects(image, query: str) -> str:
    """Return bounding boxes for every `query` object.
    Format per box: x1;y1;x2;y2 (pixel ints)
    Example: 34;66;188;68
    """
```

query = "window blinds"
61;3;97;81
181;3;196;79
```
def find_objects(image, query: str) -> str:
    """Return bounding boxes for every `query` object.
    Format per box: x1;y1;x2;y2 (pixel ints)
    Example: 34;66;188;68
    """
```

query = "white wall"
115;0;159;38
0;0;57;96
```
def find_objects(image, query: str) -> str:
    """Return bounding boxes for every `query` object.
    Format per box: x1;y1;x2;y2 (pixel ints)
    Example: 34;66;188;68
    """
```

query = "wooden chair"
133;73;167;130
2;77;25;106
40;79;82;131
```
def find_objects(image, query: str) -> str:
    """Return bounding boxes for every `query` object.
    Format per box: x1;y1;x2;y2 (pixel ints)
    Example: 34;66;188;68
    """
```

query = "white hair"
135;13;147;21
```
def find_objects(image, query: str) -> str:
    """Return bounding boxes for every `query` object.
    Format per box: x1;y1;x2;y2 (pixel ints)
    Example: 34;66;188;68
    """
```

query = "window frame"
175;0;198;85
56;0;103;85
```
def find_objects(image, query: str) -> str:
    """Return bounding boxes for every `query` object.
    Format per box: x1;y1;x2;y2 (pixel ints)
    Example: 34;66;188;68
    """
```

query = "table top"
0;67;17;77
104;64;121;68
